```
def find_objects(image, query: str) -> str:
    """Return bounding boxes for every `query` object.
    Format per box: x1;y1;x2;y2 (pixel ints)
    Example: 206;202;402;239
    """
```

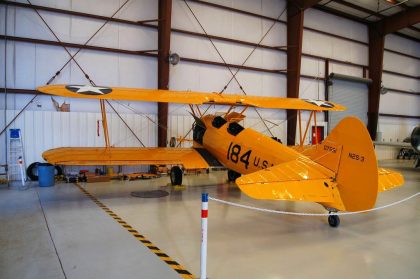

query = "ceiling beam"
332;0;420;33
333;0;385;19
314;4;370;23
286;0;322;145
292;0;324;10
314;3;420;42
379;5;420;34
157;0;172;147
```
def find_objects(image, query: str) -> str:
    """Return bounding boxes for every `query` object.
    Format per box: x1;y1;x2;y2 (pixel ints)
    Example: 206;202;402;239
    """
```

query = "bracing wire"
0;0;131;136
182;0;287;138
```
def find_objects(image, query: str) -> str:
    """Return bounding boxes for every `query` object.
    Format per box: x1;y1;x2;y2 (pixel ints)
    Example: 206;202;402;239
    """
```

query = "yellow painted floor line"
75;183;195;279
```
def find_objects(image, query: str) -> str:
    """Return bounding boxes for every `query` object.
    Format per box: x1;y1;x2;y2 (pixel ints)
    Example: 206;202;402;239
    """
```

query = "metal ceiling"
316;0;420;40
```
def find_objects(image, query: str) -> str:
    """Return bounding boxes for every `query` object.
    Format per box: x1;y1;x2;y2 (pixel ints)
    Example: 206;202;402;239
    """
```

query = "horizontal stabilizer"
378;168;404;192
236;159;344;209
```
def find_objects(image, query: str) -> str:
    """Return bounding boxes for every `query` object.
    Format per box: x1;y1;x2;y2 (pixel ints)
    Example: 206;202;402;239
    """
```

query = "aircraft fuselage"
196;115;303;175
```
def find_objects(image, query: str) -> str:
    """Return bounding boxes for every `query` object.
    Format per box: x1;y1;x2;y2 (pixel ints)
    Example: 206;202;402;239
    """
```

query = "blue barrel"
38;163;55;187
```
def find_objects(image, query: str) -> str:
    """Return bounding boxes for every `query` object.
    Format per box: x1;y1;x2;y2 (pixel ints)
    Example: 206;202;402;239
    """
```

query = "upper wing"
42;147;222;169
37;84;346;111
235;159;346;211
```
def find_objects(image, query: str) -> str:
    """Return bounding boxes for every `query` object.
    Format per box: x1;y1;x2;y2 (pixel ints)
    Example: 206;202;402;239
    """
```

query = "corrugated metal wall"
376;117;418;160
1;110;157;169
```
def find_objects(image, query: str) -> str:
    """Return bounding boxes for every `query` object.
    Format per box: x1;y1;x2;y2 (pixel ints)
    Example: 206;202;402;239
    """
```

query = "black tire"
27;162;40;181
169;137;176;147
227;169;241;182
27;163;62;181
54;165;63;176
414;158;420;169
328;215;340;228
149;165;159;174
170;166;183;186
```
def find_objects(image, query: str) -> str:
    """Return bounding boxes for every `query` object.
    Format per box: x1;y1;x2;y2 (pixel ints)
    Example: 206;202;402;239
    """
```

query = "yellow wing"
235;159;346;211
378;168;404;192
37;84;346;111
42;147;222;169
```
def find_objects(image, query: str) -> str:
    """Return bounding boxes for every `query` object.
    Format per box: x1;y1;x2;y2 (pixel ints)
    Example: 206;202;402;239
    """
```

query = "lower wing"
42;147;222;169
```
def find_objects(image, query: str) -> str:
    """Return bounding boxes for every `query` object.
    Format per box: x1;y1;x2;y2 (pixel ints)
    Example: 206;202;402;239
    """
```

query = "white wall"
0;109;157;173
0;0;419;167
377;34;420;159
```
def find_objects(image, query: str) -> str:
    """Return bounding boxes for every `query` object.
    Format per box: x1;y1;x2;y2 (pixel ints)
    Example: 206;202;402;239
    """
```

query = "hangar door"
327;73;372;133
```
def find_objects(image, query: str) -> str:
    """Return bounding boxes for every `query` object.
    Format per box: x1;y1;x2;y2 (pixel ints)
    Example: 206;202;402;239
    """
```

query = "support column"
323;59;330;123
367;24;385;140
157;0;172;147
286;2;304;146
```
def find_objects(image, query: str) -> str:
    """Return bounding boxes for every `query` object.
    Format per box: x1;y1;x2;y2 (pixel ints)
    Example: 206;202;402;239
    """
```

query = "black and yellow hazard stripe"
75;183;195;279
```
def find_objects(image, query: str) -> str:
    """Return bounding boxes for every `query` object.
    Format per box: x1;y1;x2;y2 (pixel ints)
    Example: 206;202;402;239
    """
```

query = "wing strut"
298;110;302;145
298;110;320;146
300;111;313;146
100;99;110;148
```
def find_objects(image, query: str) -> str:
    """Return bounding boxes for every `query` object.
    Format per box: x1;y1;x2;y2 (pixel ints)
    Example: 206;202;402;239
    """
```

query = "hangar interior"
0;0;419;279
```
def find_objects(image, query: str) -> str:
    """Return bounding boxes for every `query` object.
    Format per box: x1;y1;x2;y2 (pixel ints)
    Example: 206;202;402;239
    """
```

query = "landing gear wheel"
227;169;241;182
328;215;340;228
170;166;183;186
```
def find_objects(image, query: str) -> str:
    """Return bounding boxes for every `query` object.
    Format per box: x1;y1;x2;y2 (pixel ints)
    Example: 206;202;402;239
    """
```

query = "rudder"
304;116;378;211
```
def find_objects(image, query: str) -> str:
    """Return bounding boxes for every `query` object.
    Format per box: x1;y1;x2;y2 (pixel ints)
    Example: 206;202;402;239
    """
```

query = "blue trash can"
38;163;55;187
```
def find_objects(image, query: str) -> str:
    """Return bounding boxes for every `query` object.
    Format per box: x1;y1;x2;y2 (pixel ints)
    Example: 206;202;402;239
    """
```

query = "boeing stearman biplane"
37;84;404;227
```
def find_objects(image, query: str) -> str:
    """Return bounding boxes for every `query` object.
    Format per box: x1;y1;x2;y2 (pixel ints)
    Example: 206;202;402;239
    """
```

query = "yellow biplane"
37;84;404;227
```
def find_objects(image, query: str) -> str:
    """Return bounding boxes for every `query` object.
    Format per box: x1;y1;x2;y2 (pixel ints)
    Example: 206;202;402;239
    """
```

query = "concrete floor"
0;160;419;279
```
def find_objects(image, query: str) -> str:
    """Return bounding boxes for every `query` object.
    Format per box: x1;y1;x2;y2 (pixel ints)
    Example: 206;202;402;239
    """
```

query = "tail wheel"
170;166;183;186
227;169;241;182
328;215;340;228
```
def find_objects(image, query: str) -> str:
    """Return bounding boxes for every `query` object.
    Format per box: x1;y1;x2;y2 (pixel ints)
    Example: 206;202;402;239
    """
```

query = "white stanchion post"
201;193;208;279
18;156;25;186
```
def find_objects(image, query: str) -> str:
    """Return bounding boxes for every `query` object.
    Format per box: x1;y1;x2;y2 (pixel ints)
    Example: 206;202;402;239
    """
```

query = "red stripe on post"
201;210;208;218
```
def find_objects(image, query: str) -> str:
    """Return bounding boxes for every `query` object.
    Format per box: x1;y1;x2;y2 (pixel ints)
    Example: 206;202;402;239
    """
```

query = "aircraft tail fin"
304;116;379;211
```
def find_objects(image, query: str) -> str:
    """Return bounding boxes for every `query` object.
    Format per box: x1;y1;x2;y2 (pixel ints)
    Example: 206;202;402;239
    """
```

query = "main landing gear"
328;214;340;228
227;169;241;182
170;166;183;186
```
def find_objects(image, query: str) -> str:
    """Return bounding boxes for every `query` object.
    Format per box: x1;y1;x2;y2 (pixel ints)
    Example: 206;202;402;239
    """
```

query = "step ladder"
8;129;26;185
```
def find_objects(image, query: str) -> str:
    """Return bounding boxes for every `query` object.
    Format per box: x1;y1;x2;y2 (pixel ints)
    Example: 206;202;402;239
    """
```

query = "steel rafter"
157;0;172;147
286;0;322;146
367;5;420;140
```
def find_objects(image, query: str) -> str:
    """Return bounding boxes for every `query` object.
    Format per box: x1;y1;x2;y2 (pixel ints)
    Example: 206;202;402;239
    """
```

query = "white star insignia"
68;85;109;94
305;99;334;108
